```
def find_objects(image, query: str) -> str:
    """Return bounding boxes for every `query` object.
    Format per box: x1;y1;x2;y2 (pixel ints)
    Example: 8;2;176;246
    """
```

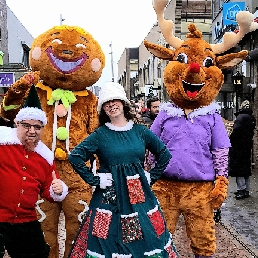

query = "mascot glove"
98;173;113;189
210;175;229;210
17;71;40;91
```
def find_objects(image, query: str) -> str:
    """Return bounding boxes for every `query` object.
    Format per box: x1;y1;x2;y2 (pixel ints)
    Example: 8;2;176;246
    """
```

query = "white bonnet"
97;82;130;112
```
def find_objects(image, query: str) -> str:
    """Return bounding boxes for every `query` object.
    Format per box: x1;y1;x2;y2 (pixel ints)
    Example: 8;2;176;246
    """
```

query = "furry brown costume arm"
86;91;99;134
0;71;40;121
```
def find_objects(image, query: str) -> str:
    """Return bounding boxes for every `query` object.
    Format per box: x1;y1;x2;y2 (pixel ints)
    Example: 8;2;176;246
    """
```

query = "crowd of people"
129;96;161;127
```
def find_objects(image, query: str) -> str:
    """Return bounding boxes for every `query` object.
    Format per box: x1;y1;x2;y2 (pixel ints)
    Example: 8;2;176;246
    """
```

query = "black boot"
235;189;248;200
244;190;250;197
213;209;221;223
234;190;240;195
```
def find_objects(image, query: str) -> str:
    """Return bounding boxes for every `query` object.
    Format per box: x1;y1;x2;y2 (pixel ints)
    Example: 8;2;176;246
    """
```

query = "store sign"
145;84;158;97
0;72;15;87
217;101;235;109
223;2;245;25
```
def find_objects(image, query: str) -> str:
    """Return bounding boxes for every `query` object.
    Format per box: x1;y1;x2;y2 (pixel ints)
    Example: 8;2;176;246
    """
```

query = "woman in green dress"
68;82;178;258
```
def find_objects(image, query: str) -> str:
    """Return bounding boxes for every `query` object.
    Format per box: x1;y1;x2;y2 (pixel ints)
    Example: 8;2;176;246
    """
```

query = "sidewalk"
173;168;258;258
221;169;258;251
173;215;257;258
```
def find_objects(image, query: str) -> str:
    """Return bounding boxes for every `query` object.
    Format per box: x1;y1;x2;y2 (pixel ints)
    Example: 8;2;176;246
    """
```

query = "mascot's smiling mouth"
46;47;89;74
182;80;205;98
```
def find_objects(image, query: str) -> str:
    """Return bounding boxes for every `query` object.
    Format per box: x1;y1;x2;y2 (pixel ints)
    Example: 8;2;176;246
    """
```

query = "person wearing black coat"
228;100;256;199
142;97;160;127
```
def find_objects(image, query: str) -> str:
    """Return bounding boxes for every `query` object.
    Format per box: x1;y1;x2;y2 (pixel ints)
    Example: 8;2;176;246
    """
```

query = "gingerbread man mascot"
0;25;105;258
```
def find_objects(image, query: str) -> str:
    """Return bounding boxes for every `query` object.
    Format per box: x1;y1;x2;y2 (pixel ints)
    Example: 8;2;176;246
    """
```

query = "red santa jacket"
0;126;63;223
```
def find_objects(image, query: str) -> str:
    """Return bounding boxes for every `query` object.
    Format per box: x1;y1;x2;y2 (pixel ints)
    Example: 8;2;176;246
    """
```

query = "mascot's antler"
153;0;183;49
153;0;258;54
212;11;258;54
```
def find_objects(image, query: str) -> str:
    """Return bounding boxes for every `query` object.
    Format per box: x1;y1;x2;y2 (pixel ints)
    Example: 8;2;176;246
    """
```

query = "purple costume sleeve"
211;113;231;150
211;148;229;178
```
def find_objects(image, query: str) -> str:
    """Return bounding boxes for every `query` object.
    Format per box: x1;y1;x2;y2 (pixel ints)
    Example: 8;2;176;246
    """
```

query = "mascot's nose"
62;50;73;55
189;63;200;73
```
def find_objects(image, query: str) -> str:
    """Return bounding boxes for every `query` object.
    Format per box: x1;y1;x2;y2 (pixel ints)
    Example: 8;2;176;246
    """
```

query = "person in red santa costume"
0;81;68;258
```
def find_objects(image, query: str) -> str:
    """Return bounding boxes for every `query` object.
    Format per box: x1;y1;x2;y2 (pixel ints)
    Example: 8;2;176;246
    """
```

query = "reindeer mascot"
144;1;258;257
0;25;105;258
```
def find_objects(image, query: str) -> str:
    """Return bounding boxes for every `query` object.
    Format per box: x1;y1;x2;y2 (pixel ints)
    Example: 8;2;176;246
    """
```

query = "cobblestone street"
173;167;258;258
173;216;257;258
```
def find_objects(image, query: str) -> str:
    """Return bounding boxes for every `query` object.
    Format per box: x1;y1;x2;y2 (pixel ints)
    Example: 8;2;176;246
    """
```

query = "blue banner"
223;2;245;25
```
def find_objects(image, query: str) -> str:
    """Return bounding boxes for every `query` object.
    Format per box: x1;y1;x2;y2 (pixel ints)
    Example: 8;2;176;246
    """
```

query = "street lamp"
232;71;244;111
109;42;114;82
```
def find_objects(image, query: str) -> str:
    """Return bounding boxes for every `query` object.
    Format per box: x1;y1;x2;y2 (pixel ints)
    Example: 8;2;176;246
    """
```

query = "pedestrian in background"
0;84;68;258
68;82;178;258
142;96;161;127
229;100;256;199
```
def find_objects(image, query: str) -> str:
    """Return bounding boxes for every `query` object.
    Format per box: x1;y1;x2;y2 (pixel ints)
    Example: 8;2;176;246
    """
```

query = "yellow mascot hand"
209;175;229;210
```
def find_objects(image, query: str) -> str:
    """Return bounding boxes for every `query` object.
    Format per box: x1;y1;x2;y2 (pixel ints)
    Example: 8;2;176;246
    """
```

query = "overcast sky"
6;0;157;86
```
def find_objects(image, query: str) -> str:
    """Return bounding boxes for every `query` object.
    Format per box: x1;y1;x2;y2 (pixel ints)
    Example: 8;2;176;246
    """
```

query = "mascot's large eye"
52;39;62;44
76;43;86;49
176;53;188;63
203;57;213;67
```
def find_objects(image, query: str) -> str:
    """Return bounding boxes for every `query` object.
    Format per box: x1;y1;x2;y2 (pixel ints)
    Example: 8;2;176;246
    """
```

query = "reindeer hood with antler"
145;0;258;110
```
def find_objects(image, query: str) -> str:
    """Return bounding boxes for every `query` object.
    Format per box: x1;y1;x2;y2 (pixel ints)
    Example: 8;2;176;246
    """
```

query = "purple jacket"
150;102;231;181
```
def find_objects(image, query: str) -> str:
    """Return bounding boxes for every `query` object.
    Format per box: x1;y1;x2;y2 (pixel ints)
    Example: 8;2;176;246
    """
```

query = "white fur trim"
160;101;221;119
144;249;162;256
87;250;105;258
164;236;172;249
121;212;138;218
0;127;54;165
0;126;21;145
96;208;112;215
97;82;130;112
160;102;185;117
112;254;132;258
147;205;158;216
105;120;134;131
34;141;54;165
50;180;68;201
126;174;140;180
16;107;47;125
189;102;221;119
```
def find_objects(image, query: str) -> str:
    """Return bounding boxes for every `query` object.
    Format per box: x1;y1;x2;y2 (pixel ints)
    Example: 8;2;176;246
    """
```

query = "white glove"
98;173;112;189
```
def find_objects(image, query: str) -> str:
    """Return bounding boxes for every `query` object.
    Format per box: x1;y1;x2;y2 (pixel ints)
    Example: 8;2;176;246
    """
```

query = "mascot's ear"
144;40;175;60
216;50;248;69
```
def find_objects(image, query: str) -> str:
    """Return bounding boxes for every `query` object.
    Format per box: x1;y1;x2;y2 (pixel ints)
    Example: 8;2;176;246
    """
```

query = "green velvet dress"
68;120;178;258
